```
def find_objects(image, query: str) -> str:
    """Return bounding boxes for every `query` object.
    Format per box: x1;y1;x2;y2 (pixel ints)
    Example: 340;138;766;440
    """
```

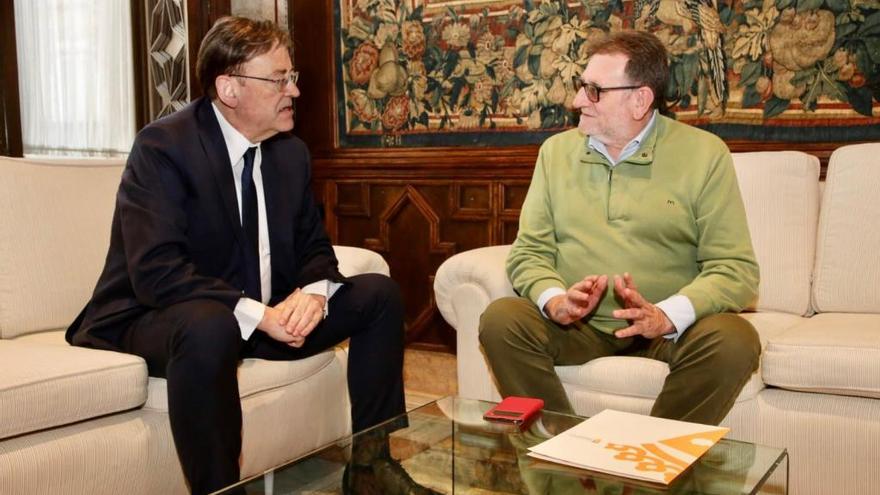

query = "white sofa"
434;143;880;495
0;156;390;494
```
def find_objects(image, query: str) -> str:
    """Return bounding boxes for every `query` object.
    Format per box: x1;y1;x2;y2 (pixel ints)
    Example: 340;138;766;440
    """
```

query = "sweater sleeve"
678;150;760;319
506;142;568;304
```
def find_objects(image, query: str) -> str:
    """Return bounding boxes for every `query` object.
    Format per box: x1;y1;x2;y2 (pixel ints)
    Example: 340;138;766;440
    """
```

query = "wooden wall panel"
0;0;23;157
319;177;529;351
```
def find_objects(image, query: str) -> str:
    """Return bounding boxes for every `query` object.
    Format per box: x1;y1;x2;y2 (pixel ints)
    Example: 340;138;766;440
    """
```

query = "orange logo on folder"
528;409;730;485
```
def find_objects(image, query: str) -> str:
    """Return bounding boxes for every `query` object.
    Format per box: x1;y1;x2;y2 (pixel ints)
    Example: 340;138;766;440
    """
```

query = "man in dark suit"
67;17;405;494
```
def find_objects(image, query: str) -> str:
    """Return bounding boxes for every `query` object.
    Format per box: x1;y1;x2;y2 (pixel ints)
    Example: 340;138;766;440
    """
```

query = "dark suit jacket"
66;97;345;350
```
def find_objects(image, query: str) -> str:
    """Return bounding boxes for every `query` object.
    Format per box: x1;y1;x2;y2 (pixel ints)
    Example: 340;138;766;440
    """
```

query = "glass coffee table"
215;396;788;494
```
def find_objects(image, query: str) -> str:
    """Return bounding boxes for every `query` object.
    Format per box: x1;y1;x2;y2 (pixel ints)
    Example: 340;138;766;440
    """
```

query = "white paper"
527;409;729;485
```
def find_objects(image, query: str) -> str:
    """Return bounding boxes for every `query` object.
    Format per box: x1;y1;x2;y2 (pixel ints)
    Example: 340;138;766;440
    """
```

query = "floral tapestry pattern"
336;0;880;147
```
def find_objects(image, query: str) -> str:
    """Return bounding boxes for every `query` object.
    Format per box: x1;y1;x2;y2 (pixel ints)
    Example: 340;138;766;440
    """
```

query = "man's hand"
544;275;608;325
257;306;305;347
611;273;675;339
276;289;326;340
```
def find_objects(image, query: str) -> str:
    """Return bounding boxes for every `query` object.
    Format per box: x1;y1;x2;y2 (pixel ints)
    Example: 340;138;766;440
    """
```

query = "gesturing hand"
611;273;675;339
544;275;608;325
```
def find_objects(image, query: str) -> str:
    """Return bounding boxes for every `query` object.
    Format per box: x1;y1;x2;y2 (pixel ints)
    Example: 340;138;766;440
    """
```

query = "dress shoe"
342;457;442;495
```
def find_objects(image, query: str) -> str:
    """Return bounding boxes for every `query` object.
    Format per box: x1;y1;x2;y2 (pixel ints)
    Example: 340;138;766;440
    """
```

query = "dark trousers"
120;273;405;495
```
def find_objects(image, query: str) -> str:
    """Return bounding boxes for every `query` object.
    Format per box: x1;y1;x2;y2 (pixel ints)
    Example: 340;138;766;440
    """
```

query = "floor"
244;349;461;494
403;348;457;410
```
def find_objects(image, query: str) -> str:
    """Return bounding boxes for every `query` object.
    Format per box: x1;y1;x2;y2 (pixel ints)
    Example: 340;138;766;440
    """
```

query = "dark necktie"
241;146;261;301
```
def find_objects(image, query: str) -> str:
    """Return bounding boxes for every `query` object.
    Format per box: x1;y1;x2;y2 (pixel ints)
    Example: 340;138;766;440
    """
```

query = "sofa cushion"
739;311;810;347
143;348;345;411
813;143;880;312
762;313;880;398
553;311;806;409
14;330;348;414
0;338;147;440
10;328;72;347
0;157;124;339
556;354;764;405
731;152;820;316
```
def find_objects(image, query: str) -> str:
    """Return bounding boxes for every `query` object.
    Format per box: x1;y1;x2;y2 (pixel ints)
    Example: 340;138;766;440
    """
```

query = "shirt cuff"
656;294;696;343
302;280;342;318
537;287;567;319
234;297;266;340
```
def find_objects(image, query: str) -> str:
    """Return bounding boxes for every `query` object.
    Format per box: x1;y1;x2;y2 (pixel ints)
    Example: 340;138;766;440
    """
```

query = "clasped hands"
544;273;674;339
258;289;326;347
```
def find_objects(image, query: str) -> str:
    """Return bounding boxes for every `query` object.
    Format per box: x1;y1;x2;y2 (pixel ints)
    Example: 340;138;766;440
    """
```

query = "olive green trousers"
478;297;761;425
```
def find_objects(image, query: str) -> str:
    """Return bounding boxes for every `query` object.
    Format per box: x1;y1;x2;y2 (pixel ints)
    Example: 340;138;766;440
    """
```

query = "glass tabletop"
215;396;788;494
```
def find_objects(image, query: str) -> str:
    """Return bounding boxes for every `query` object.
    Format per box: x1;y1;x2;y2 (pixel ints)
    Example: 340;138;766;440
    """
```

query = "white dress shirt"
537;111;696;341
212;103;340;339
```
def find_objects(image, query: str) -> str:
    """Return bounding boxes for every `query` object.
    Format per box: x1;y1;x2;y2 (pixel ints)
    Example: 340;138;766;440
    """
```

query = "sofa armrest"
434;245;515;402
333;245;390;277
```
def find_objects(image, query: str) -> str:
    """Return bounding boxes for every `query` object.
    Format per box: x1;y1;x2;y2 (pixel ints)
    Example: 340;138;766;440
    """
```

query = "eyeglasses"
229;71;299;92
572;77;641;103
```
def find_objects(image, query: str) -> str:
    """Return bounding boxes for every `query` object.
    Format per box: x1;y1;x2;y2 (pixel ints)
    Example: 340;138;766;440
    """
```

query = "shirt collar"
211;101;259;167
587;110;658;166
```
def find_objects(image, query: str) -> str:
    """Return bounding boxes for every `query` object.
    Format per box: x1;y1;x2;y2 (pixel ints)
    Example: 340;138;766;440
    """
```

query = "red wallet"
483;396;545;424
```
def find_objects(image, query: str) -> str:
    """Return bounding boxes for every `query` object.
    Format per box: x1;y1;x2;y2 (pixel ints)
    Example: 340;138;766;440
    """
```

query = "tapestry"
335;0;880;147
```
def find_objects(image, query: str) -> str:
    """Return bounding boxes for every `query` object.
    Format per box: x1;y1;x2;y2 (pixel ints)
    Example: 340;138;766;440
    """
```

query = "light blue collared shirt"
588;110;657;166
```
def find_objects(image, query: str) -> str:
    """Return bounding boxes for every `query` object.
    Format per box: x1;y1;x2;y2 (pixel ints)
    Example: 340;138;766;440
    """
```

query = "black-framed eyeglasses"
572;77;641;103
229;71;299;92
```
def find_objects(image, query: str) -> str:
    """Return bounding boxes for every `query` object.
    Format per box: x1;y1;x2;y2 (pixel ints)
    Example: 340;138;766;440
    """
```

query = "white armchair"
434;245;513;403
434;244;679;417
334;245;390;278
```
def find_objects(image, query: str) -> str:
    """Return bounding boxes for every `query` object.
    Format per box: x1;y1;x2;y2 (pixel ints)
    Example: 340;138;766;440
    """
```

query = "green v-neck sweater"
507;115;759;334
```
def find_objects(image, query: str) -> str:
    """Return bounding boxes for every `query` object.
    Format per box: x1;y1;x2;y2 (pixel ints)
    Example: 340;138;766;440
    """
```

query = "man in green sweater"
479;30;760;426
